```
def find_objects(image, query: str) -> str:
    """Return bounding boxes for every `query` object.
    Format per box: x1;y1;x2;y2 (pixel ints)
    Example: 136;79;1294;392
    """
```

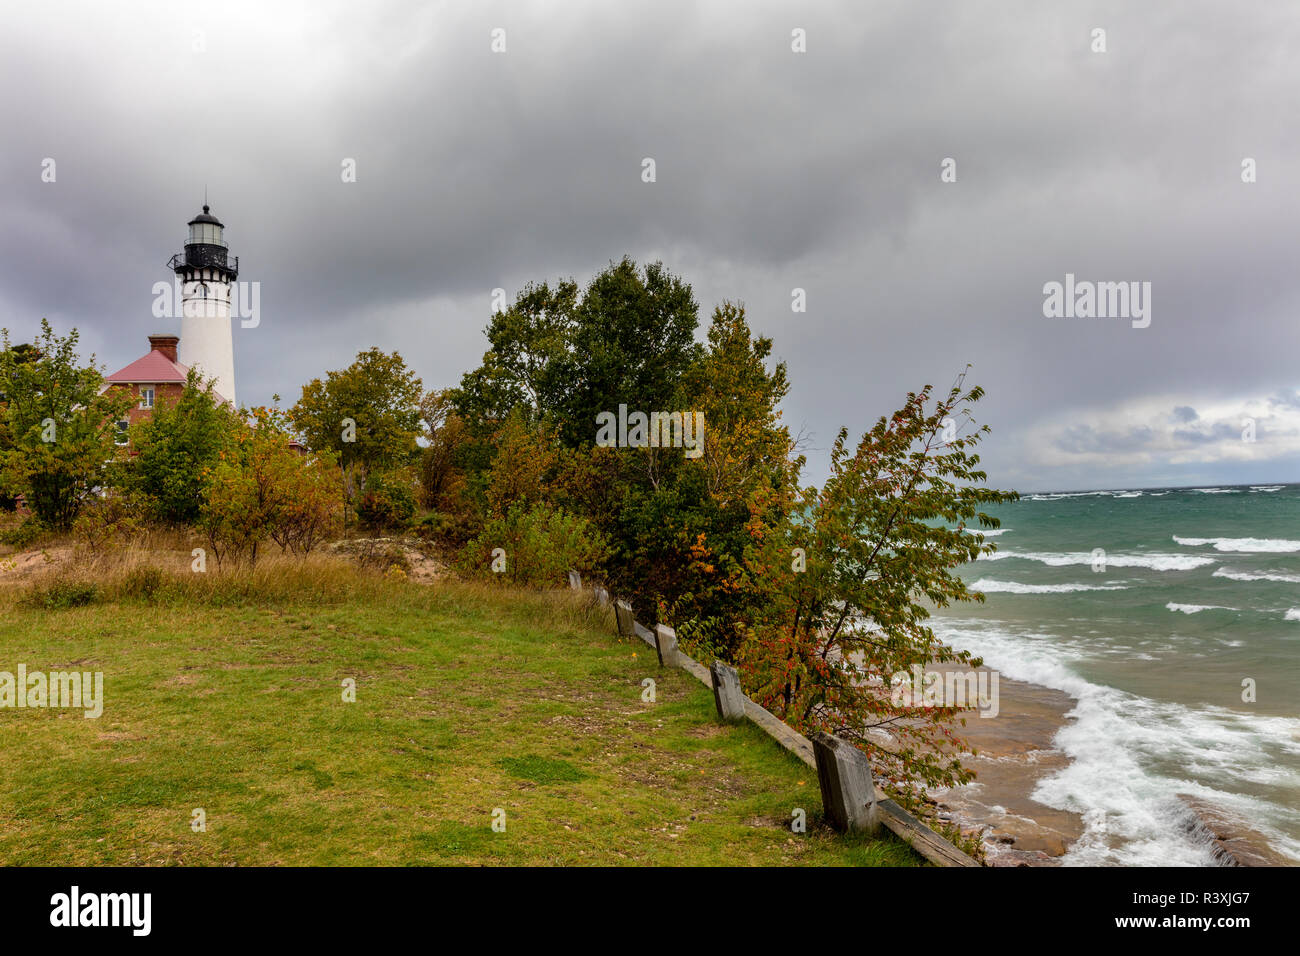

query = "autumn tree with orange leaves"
198;407;342;567
737;370;1016;821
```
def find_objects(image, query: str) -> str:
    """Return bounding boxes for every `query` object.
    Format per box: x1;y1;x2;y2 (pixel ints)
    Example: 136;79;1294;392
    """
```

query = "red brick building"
101;333;309;457
102;334;189;447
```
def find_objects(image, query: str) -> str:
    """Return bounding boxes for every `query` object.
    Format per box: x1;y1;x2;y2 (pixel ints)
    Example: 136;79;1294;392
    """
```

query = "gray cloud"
1172;423;1242;444
1055;424;1155;456
3;0;1299;491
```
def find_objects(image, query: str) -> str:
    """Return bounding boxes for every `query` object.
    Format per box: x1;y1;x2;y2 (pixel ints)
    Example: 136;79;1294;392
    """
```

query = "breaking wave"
970;578;1128;594
1174;536;1300;553
982;550;1216;571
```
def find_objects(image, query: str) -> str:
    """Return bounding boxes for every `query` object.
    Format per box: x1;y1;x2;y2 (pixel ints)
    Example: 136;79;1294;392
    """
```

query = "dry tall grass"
2;531;610;638
6;547;396;609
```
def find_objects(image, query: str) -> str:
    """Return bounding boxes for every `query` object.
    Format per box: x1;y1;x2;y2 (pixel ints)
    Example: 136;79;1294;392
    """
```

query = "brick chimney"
148;334;180;363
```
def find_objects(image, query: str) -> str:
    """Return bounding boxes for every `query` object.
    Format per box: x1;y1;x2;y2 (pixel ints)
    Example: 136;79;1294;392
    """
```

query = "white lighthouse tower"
169;203;238;406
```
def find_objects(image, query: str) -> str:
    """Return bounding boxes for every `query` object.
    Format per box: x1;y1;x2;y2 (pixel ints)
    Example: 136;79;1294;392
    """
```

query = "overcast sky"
2;0;1298;492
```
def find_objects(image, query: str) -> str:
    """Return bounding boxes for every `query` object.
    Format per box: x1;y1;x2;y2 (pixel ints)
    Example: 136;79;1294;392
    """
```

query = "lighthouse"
168;204;238;406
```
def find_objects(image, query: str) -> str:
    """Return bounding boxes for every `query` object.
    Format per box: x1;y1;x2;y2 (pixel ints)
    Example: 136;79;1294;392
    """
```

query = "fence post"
614;600;636;638
710;660;746;723
567;569;582;590
653;624;679;668
811;731;880;835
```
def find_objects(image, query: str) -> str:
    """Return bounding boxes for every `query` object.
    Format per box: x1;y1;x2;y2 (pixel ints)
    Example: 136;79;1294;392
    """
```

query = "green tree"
416;388;468;511
680;302;795;503
0;320;131;530
619;302;802;659
482;410;559;520
118;368;236;524
453;281;577;431
738;370;1018;817
549;258;700;447
453;259;701;449
290;348;423;503
0;341;39;510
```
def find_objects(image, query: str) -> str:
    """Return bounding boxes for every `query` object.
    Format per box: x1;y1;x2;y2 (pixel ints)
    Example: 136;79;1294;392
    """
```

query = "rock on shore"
1175;794;1294;867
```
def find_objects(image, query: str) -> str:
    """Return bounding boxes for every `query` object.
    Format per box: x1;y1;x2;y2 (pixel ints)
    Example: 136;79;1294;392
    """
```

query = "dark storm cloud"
1172;423;1243;445
1055;424;1156;456
3;0;1299;490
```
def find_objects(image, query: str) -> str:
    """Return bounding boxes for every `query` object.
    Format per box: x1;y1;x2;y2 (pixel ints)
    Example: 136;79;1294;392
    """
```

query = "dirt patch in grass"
686;724;727;739
0;546;74;581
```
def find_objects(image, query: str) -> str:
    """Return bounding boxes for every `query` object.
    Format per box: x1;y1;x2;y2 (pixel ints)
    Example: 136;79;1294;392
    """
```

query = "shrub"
356;472;416;533
199;408;344;566
267;453;343;556
72;493;141;554
459;503;607;588
0;517;45;551
417;390;468;512
120;565;167;601
410;510;452;542
482;413;558;519
23;578;99;609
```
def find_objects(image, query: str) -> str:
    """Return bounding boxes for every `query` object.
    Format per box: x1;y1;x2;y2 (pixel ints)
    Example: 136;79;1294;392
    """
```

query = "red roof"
105;350;188;384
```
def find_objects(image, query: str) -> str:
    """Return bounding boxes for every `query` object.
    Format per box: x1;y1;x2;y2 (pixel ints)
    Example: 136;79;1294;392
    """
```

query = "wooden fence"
572;572;981;867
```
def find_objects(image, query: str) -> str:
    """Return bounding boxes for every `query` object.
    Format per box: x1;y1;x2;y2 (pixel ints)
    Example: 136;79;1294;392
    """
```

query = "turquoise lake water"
933;483;1300;865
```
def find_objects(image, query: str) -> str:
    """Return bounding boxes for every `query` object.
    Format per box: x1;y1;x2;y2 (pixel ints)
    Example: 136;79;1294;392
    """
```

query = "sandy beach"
922;664;1085;866
914;659;1296;867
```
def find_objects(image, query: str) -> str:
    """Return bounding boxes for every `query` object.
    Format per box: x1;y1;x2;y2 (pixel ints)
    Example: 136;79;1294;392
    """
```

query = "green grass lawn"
0;573;923;866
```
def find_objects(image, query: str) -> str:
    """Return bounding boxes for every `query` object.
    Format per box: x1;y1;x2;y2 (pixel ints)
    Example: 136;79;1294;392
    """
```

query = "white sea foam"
1213;567;1300;584
1250;485;1284;493
1113;491;1142;498
1285;609;1300;622
1191;487;1239;494
981;550;1216;571
1166;602;1235;615
928;619;1300;867
1174;536;1300;553
963;528;1010;537
1024;491;1111;501
970;578;1128;594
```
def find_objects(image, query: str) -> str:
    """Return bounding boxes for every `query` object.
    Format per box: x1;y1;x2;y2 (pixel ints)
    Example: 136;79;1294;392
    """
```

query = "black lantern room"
168;204;239;279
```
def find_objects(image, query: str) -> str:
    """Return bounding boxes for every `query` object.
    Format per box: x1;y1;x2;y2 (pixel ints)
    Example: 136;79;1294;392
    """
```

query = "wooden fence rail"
585;574;981;867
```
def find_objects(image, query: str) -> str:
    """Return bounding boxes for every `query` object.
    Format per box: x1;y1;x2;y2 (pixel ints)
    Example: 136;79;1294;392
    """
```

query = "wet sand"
921;664;1085;866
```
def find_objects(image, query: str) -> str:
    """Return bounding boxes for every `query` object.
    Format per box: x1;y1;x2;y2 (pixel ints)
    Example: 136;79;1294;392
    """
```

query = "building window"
139;387;154;409
114;420;130;445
